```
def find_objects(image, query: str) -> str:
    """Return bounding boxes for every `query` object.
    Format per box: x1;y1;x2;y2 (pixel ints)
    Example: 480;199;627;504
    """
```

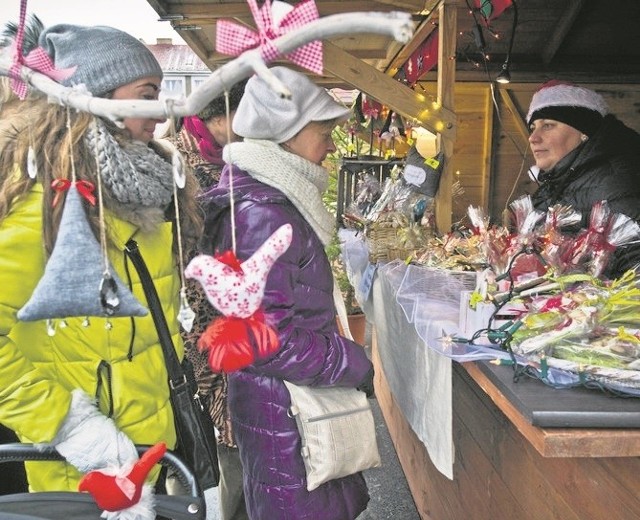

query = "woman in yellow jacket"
0;22;201;516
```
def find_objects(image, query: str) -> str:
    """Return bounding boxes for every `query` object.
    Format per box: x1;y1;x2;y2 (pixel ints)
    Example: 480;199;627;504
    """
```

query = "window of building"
162;77;186;96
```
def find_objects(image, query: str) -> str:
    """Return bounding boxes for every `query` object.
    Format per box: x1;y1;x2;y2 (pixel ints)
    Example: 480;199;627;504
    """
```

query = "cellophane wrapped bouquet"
346;164;434;262
461;195;640;391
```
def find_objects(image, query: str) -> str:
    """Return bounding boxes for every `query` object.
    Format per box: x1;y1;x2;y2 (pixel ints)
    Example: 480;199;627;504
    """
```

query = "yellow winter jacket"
0;183;181;491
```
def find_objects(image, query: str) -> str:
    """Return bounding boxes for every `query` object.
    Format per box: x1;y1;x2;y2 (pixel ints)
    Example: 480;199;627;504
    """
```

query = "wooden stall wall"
418;82;493;226
372;337;640;520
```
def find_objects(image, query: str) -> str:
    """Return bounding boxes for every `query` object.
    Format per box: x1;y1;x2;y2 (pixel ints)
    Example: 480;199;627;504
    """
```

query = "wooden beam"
370;0;430;11
480;85;493;209
498;87;529;145
385;1;442;75
434;0;456;233
541;0;585;65
145;0;168;17
323;42;456;139
172;28;218;67
172;21;391;61
160;1;410;21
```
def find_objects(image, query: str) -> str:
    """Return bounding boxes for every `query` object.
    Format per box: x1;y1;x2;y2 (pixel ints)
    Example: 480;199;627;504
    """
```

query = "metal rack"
336;156;403;227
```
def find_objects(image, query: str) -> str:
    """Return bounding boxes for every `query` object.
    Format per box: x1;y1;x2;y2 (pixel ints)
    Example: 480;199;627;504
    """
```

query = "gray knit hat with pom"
39;24;163;96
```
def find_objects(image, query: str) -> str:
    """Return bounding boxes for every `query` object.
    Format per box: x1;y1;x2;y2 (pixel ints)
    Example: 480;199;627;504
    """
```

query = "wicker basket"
366;226;403;263
365;211;429;263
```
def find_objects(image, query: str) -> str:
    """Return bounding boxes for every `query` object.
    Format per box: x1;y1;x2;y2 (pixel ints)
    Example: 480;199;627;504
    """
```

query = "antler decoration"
9;0;76;99
217;0;323;75
0;6;413;120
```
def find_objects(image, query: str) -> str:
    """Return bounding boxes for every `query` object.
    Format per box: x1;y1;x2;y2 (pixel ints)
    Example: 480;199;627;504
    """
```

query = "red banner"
403;29;439;86
474;0;513;22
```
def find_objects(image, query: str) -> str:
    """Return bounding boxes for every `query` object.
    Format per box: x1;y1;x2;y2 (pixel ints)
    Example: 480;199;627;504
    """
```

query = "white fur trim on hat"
233;66;351;143
526;83;609;124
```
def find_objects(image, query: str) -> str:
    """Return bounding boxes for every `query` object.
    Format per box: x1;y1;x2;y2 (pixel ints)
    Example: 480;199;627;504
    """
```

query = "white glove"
53;389;139;473
53;390;156;520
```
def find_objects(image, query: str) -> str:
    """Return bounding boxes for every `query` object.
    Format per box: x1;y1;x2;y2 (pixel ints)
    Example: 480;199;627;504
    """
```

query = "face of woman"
112;77;164;143
282;121;337;165
528;118;583;172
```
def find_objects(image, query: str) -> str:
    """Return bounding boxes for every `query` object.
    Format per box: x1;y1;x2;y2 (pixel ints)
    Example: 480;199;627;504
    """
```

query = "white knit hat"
526;81;609;136
233;66;351;143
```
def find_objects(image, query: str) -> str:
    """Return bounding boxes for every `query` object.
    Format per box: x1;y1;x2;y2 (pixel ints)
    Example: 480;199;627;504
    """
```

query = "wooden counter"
371;335;640;520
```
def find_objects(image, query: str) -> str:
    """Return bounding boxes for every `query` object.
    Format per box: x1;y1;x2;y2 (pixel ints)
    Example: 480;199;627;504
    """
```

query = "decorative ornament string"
223;88;237;255
216;0;323;75
91;118;109;278
165;105;196;332
9;0;76;100
88;117;120;318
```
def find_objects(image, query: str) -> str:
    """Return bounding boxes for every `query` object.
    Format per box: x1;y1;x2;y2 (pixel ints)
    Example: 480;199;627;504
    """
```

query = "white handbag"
283;283;381;492
284;380;381;491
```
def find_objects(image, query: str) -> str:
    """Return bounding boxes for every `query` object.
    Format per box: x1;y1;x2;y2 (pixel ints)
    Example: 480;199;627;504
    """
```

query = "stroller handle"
0;443;206;520
0;443;200;498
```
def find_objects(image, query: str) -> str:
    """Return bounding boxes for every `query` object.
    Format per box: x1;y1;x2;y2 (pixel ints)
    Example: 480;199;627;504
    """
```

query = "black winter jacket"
530;115;640;278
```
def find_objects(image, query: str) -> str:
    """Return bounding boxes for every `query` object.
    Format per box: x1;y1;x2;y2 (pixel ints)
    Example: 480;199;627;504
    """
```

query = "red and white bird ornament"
185;223;293;372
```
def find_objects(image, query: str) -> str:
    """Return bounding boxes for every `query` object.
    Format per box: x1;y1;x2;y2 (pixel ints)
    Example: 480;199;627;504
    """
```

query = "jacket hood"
571;115;640;171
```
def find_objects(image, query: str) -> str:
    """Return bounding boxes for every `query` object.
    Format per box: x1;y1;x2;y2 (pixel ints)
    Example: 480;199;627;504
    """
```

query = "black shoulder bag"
125;239;220;491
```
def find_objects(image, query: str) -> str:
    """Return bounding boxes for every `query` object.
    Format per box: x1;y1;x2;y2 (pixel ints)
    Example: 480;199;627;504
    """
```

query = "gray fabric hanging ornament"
17;185;148;321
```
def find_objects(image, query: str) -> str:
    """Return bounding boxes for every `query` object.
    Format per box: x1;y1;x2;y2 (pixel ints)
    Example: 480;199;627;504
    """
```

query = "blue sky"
0;0;185;44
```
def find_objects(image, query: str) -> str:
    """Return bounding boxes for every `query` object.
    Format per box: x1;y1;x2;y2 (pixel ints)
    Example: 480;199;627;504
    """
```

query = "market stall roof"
145;0;640;89
143;0;640;231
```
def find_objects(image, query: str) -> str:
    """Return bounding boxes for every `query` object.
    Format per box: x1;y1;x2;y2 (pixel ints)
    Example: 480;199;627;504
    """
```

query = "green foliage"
322;123;375;315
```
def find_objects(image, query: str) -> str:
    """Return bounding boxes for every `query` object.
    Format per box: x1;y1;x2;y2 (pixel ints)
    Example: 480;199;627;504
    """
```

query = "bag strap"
333;279;353;341
124;239;184;388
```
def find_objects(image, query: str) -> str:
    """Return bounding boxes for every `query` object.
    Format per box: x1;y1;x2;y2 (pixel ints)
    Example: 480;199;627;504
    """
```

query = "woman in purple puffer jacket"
199;66;375;520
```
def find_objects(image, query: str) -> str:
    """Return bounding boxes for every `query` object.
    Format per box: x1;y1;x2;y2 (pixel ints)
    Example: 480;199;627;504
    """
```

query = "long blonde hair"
0;94;203;257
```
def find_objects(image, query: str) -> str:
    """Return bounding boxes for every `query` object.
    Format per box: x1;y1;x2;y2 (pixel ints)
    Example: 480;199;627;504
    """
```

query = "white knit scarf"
223;139;335;245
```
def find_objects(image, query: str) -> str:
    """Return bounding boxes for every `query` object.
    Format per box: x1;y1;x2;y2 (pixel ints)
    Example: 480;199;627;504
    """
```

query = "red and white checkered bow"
10;0;76;100
216;0;323;75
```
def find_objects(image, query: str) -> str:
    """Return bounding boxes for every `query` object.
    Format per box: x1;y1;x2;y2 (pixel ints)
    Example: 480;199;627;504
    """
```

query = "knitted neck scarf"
85;121;174;227
223;139;334;245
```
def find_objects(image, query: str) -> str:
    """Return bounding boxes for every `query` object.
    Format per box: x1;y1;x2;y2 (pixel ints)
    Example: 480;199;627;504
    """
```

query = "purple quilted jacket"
201;166;372;520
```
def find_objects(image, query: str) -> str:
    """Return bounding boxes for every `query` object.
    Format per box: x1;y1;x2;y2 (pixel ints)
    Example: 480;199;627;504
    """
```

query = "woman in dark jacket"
527;80;640;278
199;66;374;520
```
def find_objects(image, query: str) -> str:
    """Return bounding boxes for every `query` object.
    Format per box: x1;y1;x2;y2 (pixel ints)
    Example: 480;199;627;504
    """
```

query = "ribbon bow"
216;0;323;75
51;179;97;207
9;0;76;100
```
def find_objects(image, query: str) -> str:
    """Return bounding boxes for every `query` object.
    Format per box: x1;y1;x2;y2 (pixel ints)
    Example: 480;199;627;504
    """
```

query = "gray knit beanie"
39;24;163;97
